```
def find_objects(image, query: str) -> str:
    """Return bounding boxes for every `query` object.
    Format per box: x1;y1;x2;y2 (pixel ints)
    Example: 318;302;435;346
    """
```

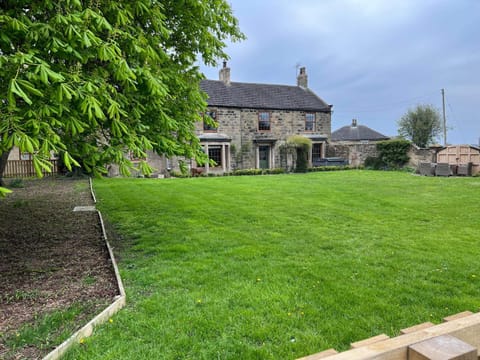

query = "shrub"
376;139;411;169
286;135;312;173
169;170;189;178
232;169;263;176
265;168;286;175
308;165;356;172
364;156;385;170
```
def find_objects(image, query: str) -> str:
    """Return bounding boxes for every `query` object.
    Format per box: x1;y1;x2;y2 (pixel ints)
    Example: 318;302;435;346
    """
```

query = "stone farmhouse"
192;62;333;174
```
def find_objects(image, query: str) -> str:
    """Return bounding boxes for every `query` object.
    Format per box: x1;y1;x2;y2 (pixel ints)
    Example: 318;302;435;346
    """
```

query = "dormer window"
305;113;315;131
258;111;271;131
203;110;218;132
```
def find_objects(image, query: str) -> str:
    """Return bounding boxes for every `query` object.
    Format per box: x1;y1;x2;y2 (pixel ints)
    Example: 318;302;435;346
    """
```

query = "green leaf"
32;156;52;178
66;118;86;136
119;162;132;177
82;31;92;47
56;83;75;102
21;135;34;154
81;96;105;121
111;119;129;137
137;160;154;176
36;63;65;85
62;152;80;171
9;17;28;32
0;187;12;198
9;79;32;105
16;79;43;97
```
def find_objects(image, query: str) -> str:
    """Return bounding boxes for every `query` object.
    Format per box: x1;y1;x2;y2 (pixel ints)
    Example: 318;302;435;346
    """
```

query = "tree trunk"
0;150;11;187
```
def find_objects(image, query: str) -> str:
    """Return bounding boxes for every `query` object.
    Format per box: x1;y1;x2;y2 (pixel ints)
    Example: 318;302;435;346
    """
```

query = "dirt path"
0;178;118;359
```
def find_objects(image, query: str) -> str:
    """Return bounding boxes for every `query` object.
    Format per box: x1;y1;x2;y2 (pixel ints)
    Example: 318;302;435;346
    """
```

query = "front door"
259;145;270;169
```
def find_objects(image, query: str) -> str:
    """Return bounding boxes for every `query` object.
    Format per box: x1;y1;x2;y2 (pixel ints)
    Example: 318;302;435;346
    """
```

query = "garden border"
42;178;126;360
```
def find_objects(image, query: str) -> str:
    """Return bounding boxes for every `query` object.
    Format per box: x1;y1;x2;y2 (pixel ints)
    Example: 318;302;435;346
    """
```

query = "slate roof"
331;123;389;141
200;80;331;112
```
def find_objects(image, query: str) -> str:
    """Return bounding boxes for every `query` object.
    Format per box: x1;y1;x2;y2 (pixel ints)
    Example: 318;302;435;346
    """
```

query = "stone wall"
327;142;438;169
327;142;379;167
407;146;436;168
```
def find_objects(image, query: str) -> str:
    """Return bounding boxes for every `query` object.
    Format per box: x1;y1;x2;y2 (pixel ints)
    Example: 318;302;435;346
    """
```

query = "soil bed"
0;178;118;360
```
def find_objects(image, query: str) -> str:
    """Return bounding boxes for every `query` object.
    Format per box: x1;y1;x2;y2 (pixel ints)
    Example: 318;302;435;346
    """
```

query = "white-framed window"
258;111;271;131
305;113;315;131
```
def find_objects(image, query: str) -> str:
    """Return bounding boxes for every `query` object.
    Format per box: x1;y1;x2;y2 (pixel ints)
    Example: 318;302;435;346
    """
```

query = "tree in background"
397;104;442;148
0;0;244;192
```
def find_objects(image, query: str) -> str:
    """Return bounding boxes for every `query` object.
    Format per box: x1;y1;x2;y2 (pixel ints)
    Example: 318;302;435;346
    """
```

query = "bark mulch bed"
0;178;119;360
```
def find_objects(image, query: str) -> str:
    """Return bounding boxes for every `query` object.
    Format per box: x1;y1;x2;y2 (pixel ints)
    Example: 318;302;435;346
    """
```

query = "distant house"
328;119;389;166
191;63;333;174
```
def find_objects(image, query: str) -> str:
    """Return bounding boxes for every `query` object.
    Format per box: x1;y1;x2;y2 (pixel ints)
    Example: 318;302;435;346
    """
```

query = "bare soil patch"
0;178;118;359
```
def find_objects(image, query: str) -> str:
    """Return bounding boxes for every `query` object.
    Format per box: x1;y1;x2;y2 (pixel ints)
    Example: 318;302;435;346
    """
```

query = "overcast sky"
201;0;480;146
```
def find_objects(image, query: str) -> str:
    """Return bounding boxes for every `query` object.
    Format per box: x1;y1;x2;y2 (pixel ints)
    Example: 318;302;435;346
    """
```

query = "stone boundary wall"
407;146;436;169
328;143;438;169
327;142;379;167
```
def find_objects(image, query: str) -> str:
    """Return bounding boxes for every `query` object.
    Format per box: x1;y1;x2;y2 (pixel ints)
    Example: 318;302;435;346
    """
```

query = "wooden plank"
4;159;58;178
400;322;435;335
296;348;338;360
443;311;473;322
351;334;390;349
408;335;477;360
298;312;480;360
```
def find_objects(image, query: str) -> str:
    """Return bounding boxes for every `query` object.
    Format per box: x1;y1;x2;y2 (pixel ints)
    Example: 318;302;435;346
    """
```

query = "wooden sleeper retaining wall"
297;311;480;360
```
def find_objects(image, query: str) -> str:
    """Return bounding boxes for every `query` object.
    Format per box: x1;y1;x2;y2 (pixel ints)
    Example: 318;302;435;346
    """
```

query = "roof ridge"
202;78;304;89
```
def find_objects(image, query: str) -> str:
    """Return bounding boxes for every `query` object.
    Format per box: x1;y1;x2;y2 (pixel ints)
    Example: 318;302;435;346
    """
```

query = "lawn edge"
42;178;126;360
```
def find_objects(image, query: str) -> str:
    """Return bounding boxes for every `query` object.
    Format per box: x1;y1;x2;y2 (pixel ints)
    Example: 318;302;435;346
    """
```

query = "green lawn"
64;171;480;359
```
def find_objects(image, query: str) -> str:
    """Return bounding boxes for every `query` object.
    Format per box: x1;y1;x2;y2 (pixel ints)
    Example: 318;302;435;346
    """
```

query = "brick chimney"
297;67;308;88
219;61;231;85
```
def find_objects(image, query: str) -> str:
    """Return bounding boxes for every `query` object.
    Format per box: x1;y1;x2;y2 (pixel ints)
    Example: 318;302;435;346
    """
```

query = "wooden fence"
3;160;59;178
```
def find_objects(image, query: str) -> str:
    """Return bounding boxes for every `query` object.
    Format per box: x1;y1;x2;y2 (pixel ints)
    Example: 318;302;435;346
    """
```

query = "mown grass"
64;171;480;359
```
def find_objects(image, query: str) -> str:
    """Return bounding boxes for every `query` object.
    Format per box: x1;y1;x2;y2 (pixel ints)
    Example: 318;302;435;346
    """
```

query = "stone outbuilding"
327;119;389;166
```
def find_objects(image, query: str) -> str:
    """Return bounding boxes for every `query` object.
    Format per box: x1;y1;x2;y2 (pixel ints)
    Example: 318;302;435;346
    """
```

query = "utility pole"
441;88;447;146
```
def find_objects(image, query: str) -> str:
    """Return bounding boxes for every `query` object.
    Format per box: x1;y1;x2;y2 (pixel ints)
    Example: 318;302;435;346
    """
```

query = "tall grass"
64;171;480;359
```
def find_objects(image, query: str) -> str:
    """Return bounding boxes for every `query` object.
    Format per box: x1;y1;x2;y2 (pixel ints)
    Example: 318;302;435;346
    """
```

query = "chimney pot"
352;119;357;127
